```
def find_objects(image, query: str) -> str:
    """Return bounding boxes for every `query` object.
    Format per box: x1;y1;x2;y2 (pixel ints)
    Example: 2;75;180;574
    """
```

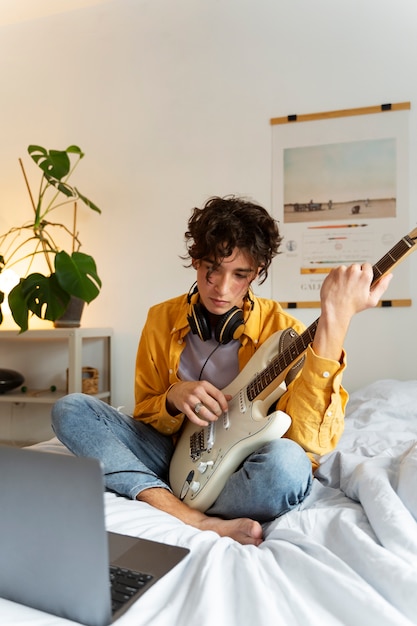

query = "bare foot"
137;487;263;546
199;515;263;546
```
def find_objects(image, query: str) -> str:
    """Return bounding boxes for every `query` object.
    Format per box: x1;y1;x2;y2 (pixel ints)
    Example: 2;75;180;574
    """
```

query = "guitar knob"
189;480;200;494
197;461;214;474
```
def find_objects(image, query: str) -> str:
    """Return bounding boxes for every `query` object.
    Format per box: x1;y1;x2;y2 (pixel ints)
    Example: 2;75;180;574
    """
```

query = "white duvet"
1;379;417;625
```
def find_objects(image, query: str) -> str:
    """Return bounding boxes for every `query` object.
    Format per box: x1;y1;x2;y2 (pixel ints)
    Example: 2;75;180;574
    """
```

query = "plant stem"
72;201;77;253
19;158;36;213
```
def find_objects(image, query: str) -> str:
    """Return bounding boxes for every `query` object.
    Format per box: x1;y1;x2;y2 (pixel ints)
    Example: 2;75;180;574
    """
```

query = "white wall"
0;0;416;413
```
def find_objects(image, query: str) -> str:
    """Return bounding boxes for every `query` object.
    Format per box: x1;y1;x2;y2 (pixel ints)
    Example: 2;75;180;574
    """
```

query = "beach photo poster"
270;103;411;306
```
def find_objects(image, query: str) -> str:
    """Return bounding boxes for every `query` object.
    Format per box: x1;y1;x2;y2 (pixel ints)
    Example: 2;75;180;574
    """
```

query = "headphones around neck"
187;284;254;345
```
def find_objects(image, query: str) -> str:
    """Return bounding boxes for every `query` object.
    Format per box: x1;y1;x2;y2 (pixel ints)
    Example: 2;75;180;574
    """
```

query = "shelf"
0;327;112;404
0;327;113;445
0;327;112;340
0;389;111;405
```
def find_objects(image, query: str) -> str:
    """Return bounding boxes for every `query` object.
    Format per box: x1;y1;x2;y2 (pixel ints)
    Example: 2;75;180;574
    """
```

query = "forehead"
204;248;255;270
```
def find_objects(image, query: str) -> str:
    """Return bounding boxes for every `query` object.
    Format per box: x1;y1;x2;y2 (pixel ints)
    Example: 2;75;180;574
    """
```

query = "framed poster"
270;102;411;307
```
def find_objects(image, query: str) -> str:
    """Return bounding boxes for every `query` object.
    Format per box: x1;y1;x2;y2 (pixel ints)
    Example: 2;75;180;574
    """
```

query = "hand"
167;380;230;426
313;262;392;361
320;262;392;321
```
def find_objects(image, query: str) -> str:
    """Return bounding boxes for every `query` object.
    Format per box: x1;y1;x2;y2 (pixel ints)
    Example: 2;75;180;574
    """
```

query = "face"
194;248;259;316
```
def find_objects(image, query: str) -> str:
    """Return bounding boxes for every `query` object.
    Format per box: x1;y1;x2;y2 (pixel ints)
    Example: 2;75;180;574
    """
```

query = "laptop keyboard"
110;565;154;613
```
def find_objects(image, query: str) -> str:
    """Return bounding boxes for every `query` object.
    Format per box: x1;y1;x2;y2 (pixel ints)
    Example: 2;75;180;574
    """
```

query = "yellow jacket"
133;293;348;469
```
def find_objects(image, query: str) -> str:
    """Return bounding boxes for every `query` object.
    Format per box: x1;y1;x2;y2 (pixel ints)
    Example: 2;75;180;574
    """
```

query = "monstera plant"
0;145;102;332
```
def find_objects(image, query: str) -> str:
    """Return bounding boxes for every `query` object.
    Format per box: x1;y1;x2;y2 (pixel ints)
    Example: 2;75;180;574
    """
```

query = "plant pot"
54;297;85;328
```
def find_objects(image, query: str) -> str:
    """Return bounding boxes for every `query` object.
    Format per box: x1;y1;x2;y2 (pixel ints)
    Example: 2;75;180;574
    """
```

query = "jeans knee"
268;438;312;481
207;438;313;522
255;438;312;515
51;393;92;435
254;437;305;472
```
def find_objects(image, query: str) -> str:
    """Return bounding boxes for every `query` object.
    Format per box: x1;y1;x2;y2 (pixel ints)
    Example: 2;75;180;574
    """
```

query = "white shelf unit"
0;327;112;404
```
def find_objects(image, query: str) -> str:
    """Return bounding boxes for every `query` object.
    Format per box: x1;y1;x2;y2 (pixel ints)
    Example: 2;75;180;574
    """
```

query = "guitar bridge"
189;423;215;461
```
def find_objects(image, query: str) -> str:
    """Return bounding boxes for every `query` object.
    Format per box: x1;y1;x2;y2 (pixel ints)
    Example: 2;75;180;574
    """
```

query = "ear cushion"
214;307;245;344
187;301;212;342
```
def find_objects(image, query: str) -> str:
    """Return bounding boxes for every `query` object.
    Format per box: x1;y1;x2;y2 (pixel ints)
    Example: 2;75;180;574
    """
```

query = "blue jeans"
51;393;312;522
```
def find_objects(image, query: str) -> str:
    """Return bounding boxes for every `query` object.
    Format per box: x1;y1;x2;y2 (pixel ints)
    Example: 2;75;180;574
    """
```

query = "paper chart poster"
270;103;411;307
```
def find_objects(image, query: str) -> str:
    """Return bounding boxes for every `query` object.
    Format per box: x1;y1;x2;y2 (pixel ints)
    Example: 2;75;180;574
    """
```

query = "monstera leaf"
8;274;69;333
55;251;102;302
28;145;101;214
7;252;102;333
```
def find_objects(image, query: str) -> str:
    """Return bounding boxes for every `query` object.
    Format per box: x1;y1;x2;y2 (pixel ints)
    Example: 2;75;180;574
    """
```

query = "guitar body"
169;329;298;512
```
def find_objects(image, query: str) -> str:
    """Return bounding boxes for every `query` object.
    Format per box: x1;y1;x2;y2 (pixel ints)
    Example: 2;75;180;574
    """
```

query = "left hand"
320;262;392;320
312;263;392;361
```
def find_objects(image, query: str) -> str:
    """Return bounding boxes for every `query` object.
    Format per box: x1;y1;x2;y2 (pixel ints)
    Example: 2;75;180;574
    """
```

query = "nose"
213;273;230;296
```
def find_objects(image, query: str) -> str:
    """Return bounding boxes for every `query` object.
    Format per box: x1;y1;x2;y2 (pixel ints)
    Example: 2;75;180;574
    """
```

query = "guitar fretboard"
247;321;318;401
372;233;415;284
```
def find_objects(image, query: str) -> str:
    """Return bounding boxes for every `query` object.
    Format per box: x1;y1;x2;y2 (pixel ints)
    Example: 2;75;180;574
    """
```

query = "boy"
52;196;391;545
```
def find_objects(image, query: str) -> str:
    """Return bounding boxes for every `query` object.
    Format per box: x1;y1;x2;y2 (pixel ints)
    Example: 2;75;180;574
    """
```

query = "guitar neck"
247;226;417;402
372;229;417;286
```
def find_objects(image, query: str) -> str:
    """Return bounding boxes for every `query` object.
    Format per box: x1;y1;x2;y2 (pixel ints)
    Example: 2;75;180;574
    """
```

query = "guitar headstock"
407;226;417;242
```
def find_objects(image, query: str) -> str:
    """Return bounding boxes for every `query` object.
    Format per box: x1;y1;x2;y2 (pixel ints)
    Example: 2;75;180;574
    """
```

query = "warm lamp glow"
0;269;20;315
0;269;20;293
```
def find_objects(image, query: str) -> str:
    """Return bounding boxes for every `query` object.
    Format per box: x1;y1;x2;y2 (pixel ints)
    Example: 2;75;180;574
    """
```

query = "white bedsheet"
1;379;417;625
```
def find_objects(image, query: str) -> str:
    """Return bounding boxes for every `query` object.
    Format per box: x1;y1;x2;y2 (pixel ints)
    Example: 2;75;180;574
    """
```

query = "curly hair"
183;196;281;284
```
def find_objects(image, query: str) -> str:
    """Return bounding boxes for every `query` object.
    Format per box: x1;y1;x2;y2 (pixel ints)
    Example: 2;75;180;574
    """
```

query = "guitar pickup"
223;409;230;429
206;422;215;451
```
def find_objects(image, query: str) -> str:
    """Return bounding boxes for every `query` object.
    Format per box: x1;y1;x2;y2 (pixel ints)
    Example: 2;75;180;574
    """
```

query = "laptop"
0;445;189;626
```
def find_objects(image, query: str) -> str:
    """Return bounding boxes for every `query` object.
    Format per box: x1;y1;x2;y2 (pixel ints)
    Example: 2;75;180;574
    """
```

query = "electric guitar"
169;227;417;511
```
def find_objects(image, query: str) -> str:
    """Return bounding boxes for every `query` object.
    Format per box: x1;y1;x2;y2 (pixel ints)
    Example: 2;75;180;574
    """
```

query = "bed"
1;378;417;626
